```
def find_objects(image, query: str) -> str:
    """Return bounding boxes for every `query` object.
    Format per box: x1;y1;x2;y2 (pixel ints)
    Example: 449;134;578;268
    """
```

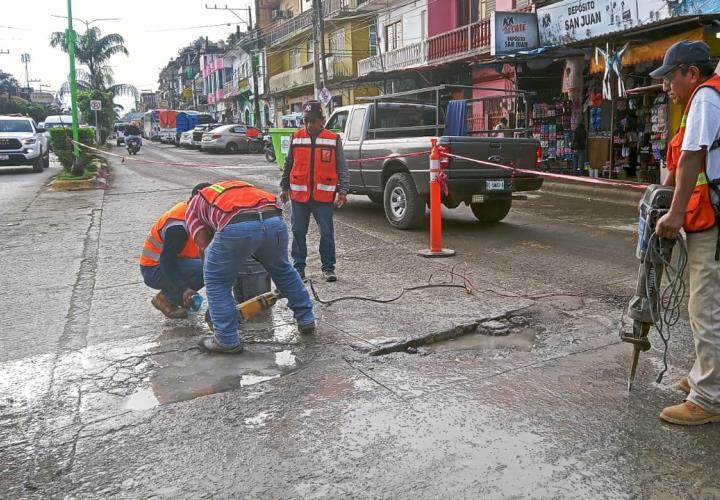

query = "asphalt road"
1;144;717;499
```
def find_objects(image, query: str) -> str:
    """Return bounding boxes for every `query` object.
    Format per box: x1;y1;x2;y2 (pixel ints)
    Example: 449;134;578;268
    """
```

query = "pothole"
365;315;541;356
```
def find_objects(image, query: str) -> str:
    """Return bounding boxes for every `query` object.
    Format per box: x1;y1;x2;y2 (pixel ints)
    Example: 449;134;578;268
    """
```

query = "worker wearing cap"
139;183;210;319
280;100;350;283
653;40;720;425
186;180;315;354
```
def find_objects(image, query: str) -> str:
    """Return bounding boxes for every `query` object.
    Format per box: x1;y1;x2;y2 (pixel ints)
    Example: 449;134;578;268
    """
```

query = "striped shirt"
185;192;280;240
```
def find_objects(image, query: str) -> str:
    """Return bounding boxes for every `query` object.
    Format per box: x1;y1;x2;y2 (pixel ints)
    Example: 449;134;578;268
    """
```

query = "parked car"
201;124;263;153
43;115;74;150
192;123;217;150
324;97;543;229
0;115;50;173
179;130;194;148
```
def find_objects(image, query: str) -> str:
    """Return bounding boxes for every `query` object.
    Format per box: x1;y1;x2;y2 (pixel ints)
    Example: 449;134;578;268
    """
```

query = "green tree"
77;89;115;143
0;70;21;96
50;27;138;100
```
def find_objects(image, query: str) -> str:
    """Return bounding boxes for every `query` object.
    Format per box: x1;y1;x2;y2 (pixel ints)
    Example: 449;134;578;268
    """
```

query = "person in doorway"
494;117;510;138
652;40;720;425
186;180;315;354
140;183;210;319
280;100;350;282
638;132;653;183
572;122;587;175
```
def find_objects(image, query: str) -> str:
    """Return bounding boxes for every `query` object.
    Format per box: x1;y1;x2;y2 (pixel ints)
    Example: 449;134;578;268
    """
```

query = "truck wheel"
384;172;425;229
367;193;383;204
32;155;44;173
43;150;50;168
470;196;512;223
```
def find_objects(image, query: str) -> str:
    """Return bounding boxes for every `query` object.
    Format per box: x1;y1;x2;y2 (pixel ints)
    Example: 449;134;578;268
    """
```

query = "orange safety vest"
666;75;720;233
139;201;199;267
289;127;339;203
198;180;277;213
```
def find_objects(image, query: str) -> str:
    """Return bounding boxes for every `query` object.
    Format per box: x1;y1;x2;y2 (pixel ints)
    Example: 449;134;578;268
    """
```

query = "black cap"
650;40;711;78
302;100;323;120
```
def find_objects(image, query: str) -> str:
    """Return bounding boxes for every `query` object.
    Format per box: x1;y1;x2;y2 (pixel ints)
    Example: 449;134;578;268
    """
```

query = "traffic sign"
89;99;102;111
319;87;332;106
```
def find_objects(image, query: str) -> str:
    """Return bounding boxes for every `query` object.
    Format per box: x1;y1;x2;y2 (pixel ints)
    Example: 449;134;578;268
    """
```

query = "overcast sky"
1;0;253;111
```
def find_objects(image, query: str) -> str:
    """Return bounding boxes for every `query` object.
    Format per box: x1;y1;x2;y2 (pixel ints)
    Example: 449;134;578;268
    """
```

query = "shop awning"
589;27;705;74
481;46;587;65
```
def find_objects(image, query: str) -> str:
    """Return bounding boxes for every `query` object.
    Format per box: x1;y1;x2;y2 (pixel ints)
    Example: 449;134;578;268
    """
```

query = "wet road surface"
1;144;718;498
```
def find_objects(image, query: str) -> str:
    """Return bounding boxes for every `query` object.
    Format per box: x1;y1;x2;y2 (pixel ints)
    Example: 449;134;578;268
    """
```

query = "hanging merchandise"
595;43;630;99
530;98;574;162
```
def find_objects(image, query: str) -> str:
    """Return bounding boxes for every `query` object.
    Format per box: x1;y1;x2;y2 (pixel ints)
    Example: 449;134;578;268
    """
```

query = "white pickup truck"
0;115;50;173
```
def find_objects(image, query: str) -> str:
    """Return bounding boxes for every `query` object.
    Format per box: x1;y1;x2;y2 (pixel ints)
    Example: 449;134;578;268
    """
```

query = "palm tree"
50;26;137;99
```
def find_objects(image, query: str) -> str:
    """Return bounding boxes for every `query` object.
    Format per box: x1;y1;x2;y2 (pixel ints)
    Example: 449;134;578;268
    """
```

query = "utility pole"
204;3;261;127
66;0;82;176
317;0;331;113
20;53;30;89
311;0;322;102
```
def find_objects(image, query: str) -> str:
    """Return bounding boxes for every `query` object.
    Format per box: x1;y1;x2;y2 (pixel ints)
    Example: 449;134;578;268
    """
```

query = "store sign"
490;12;540;56
30;92;54;104
538;0;642;45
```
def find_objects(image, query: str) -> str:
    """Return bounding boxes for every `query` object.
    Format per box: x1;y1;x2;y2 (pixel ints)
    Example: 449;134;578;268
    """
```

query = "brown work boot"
151;291;188;319
678;376;691;394
660;401;720;426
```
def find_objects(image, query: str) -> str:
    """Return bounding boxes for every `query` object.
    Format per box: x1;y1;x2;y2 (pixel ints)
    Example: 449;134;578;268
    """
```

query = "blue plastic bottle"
189;293;203;313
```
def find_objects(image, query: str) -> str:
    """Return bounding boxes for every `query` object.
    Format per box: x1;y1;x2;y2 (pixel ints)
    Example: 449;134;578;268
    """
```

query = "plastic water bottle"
189;293;203;313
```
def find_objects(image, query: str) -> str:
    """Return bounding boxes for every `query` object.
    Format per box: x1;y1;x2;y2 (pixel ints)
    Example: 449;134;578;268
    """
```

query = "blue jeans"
574;150;586;175
291;200;336;272
204;216;314;348
140;259;204;305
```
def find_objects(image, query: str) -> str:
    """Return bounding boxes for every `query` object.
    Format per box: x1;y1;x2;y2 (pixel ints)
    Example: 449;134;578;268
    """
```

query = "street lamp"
20;52;30;89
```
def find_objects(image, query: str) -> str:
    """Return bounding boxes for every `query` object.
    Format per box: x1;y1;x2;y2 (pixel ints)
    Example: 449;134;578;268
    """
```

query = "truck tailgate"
441;136;540;179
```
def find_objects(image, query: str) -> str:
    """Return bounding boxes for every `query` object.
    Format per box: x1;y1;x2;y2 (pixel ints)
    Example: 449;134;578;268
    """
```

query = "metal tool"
623;185;675;391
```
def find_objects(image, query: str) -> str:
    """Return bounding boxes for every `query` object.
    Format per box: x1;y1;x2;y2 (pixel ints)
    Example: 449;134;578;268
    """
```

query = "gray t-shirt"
682;86;720;183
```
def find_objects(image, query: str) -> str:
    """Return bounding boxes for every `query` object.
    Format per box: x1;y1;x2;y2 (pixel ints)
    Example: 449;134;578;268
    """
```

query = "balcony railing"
427;18;491;63
268;0;357;46
269;56;353;93
357;41;426;77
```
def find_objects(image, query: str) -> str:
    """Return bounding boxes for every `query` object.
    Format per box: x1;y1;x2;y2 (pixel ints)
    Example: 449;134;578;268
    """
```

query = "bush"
50;127;96;171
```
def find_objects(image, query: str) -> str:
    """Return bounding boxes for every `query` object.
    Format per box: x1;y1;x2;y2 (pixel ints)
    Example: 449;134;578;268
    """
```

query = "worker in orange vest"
653;41;720;425
280;100;350;282
186;180;315;354
139;183;211;319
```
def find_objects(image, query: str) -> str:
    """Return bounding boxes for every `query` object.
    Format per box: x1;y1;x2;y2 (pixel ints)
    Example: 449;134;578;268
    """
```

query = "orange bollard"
419;138;455;258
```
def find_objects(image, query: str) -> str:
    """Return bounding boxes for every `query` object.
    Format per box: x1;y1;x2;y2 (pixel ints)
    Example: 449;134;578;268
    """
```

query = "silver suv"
0;115;50;173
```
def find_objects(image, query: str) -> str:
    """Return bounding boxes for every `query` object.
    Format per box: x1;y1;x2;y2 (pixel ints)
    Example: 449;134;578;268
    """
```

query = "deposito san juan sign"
538;0;720;45
490;12;540;56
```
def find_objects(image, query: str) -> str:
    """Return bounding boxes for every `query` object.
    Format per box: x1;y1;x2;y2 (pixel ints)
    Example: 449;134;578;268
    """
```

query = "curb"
540;178;644;207
50;158;111;191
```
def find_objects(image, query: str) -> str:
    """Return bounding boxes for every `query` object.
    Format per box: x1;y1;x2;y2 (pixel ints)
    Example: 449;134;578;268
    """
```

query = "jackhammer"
623;184;683;391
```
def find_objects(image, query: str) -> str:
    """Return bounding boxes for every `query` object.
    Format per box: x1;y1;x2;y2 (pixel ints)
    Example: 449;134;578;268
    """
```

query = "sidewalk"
540;177;646;207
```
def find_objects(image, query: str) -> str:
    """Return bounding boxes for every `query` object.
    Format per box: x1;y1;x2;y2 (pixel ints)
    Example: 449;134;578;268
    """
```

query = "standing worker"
652;41;720;425
186;180;315;354
140;183;211;319
280;100;350;282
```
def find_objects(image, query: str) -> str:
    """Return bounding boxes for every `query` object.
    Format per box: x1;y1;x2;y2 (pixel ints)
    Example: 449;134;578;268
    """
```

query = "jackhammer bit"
623;185;674;391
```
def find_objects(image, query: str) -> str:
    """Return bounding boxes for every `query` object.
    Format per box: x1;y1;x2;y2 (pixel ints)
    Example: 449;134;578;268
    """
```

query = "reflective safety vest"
139;201;199;267
198;180;277;212
667;75;720;234
289;127;339;203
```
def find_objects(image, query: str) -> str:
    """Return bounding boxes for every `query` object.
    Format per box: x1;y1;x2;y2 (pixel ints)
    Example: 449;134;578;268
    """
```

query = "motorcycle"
126;136;141;155
263;133;275;163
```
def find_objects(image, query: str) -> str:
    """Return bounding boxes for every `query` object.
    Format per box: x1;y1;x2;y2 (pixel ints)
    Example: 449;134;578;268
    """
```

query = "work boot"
197;336;244;354
323;269;337;282
678;376;691;394
660;401;720;426
151;292;188;319
298;321;316;335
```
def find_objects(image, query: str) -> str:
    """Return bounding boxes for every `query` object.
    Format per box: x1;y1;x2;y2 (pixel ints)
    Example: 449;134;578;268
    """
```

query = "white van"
43;115;74;150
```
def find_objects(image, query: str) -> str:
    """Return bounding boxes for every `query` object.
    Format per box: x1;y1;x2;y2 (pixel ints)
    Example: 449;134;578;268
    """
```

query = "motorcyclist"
125;123;142;148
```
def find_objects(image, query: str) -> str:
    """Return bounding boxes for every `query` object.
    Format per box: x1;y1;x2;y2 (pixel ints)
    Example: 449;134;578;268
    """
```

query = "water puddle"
425;327;537;353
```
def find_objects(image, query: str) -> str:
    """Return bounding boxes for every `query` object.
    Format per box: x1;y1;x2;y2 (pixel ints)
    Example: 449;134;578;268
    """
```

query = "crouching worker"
186;180;315;354
140;183;211;318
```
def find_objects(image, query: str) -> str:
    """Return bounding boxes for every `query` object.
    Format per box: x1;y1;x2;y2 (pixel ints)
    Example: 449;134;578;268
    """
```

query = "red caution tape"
441;151;650;191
